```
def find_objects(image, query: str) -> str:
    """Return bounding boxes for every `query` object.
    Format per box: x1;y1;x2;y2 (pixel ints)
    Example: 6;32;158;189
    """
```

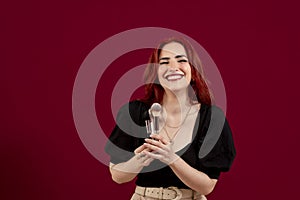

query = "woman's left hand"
143;134;179;165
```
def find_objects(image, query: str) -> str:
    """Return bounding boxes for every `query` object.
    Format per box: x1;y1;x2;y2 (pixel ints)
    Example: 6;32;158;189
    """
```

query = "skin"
109;42;217;195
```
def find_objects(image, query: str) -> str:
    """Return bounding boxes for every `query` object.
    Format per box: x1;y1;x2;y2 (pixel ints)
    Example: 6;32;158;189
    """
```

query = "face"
157;42;192;92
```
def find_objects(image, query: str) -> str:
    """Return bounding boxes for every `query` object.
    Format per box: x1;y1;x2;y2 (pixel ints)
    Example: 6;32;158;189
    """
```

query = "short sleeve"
104;101;148;164
198;106;236;179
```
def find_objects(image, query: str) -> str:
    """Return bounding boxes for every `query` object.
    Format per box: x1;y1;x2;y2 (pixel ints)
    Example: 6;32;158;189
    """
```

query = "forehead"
160;42;187;57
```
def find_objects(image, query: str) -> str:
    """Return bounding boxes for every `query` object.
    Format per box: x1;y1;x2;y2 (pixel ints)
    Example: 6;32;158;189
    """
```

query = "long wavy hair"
141;37;213;106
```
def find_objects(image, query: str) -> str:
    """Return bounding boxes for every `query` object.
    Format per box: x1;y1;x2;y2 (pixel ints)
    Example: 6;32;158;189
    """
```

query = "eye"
178;59;188;63
159;61;169;65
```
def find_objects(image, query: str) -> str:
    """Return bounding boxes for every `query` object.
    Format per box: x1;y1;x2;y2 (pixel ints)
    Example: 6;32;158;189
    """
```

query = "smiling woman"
105;37;236;200
157;42;192;93
143;38;212;107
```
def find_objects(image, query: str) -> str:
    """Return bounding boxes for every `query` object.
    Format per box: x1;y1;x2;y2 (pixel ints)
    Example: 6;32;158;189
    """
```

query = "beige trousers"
130;192;207;200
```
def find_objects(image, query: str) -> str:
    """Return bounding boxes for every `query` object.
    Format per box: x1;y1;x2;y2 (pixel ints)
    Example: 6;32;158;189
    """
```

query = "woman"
105;37;236;200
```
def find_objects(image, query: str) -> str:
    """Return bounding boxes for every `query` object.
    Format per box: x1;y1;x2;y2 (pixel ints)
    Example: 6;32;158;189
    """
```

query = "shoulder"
118;100;149;113
129;100;150;109
199;104;227;124
200;104;225;115
117;100;150;125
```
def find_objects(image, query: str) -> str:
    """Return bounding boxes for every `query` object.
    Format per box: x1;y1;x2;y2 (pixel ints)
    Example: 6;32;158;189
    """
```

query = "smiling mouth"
165;74;184;81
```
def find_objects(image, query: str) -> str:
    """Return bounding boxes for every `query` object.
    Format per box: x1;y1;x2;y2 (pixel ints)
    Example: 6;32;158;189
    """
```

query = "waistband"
135;186;200;200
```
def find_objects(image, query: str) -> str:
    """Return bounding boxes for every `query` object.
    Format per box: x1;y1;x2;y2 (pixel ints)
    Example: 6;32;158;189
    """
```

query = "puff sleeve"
198;105;236;179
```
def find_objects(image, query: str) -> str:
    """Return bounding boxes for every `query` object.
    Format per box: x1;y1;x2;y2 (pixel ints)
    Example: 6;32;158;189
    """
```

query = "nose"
169;59;179;70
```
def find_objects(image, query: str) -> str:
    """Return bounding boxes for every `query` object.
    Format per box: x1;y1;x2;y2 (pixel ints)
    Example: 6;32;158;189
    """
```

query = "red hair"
142;37;213;106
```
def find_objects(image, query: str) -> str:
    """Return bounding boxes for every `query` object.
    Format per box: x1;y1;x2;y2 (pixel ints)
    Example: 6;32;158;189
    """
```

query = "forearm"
169;157;217;195
109;156;143;184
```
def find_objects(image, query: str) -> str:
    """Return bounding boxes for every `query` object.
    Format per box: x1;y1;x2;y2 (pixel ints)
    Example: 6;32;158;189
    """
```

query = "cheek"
157;67;166;82
182;65;191;75
157;66;167;76
184;66;192;82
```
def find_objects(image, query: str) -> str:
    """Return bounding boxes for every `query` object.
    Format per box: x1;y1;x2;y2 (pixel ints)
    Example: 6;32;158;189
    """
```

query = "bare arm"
109;145;153;184
169;158;217;195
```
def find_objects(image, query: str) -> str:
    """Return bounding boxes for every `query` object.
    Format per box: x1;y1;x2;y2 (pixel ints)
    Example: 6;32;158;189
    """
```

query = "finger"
145;139;169;151
135;153;143;160
134;146;143;154
141;154;153;163
145;138;165;149
139;154;153;164
143;143;166;154
150;134;169;145
144;151;164;160
134;144;148;154
159;136;170;145
150;134;162;140
143;157;154;166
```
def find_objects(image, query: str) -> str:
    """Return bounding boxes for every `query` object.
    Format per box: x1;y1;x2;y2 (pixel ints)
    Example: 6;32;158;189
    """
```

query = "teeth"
166;75;183;80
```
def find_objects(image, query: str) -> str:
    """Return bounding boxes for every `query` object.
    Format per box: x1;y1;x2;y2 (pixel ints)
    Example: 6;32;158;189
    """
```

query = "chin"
164;85;189;93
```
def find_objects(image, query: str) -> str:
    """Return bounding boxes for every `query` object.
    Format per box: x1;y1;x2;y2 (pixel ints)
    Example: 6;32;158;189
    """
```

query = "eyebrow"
175;55;187;59
159;55;187;61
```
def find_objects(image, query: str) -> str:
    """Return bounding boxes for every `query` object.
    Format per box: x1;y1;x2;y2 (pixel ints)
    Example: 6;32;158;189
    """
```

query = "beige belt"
135;186;200;200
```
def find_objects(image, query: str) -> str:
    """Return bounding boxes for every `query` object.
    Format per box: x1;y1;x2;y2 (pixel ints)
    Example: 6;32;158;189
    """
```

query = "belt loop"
159;187;163;199
143;187;146;197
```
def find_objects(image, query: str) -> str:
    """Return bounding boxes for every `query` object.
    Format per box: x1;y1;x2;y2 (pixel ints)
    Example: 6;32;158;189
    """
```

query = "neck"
162;89;191;114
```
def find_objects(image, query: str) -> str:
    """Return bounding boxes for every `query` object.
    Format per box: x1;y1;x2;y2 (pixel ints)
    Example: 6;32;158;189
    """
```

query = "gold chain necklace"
162;105;192;144
164;105;192;128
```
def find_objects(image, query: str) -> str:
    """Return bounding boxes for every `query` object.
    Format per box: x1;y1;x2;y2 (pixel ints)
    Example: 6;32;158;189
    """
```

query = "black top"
105;100;236;188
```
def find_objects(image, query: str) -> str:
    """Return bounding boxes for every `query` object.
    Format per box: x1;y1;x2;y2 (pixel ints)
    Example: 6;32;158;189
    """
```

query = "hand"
134;144;154;167
143;134;179;165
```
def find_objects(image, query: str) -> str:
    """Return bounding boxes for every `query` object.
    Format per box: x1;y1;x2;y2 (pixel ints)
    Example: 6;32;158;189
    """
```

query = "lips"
165;74;184;81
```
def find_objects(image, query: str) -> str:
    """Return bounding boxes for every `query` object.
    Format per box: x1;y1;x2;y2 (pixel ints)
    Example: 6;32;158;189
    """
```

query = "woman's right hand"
134;145;154;167
109;144;154;184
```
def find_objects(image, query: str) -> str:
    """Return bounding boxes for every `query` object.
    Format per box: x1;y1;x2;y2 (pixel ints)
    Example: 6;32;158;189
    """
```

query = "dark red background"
1;0;300;199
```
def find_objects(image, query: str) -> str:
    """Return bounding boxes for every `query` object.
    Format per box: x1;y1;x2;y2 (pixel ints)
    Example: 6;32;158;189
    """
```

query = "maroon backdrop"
1;0;300;199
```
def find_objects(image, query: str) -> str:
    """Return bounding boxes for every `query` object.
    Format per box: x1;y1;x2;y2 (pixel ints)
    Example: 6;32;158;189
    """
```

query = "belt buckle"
167;187;182;200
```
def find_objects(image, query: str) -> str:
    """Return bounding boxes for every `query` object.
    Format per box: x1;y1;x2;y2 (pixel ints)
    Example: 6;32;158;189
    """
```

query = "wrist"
169;154;180;166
